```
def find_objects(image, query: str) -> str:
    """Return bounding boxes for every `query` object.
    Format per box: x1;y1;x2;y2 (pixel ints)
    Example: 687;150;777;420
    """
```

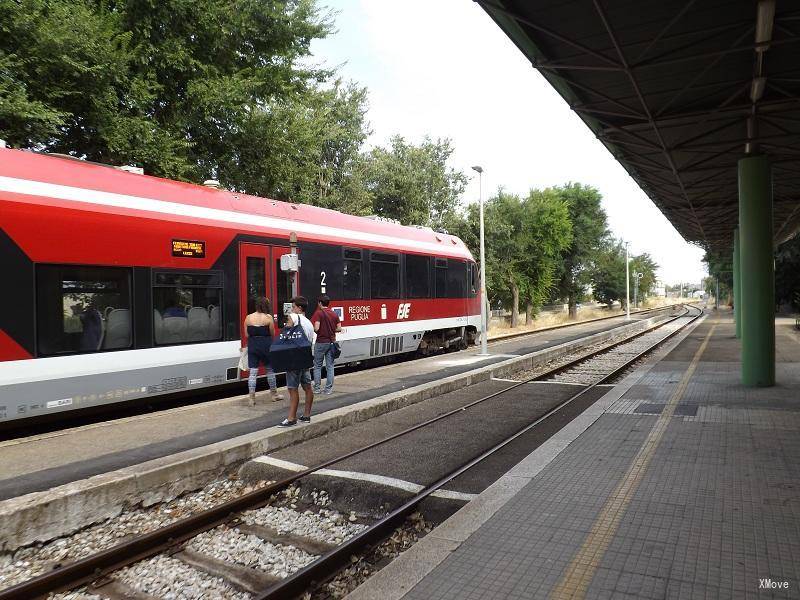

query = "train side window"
371;252;400;299
435;258;448;298
152;271;223;345
36;265;132;356
469;262;478;297
405;254;430;298
447;259;467;298
342;248;362;299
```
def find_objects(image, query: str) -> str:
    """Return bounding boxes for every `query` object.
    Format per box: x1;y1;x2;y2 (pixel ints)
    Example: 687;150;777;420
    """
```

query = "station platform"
348;311;800;600
0;311;654;501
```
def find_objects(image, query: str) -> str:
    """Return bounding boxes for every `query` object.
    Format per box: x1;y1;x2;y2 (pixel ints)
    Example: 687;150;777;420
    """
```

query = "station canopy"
479;0;800;254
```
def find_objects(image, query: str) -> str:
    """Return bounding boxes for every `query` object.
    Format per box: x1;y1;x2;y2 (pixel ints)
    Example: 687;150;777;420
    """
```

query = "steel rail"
253;305;703;600
0;305;696;600
487;303;683;345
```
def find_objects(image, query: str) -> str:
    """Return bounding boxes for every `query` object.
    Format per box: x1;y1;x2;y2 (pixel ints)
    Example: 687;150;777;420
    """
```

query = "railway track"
486;302;681;345
4;303;680;441
0;305;703;600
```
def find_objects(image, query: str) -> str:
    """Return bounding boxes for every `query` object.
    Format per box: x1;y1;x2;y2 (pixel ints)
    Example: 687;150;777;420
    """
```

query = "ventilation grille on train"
370;335;404;357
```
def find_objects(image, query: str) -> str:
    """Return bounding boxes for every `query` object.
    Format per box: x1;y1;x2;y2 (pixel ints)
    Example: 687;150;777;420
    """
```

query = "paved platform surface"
0;310;659;500
355;312;800;600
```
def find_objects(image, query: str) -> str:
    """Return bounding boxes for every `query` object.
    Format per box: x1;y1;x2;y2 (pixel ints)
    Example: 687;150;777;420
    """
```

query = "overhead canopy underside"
479;0;800;254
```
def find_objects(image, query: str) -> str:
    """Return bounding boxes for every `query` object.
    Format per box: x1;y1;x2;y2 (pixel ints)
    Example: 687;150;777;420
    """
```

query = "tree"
0;0;347;185
520;188;573;323
219;80;372;214
451;188;571;326
552;183;609;318
592;238;628;309
364;136;467;227
629;253;658;304
703;276;726;305
703;250;734;306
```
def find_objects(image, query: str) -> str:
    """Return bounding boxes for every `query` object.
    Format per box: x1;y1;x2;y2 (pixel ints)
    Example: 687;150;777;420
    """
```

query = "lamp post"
472;165;488;355
634;272;643;308
625;242;631;320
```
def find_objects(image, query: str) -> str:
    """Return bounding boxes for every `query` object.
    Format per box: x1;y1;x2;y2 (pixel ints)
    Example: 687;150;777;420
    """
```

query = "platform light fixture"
755;0;775;50
750;77;766;103
472;165;488;355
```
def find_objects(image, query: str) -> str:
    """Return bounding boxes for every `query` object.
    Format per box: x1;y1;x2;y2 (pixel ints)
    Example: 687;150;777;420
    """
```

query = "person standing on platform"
311;294;341;395
279;296;315;427
244;297;282;405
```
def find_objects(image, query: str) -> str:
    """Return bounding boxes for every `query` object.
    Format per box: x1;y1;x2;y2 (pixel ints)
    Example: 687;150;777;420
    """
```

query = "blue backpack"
269;317;313;372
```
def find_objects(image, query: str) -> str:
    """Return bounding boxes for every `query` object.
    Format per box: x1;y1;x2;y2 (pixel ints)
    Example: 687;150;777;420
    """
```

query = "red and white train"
0;148;481;425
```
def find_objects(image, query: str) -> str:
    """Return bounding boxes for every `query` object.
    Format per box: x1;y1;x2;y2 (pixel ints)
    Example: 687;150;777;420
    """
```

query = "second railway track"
0;305;703;600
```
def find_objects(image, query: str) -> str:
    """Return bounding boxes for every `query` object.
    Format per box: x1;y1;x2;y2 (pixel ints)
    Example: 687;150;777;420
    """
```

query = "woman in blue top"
244;297;282;405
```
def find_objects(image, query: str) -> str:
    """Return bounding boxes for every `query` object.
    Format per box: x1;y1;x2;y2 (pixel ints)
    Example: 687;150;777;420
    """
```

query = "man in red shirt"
311;294;342;394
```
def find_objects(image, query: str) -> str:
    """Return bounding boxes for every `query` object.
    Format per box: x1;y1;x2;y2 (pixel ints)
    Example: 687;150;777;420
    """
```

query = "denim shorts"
286;369;312;389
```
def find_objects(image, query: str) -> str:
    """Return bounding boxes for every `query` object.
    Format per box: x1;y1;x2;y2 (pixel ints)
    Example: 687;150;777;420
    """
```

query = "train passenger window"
245;257;266;314
469;262;478;297
435;258;448;298
152;271;223;345
370;252;400;299
36;265;132;356
447;260;467;298
342;248;362;299
405;254;430;298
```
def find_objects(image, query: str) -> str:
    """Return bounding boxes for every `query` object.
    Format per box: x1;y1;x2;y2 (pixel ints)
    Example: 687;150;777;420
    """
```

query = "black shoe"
299;414;311;423
278;418;297;428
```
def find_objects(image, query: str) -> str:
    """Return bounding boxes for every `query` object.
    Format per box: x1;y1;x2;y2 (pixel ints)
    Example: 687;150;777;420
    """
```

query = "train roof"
0;148;473;259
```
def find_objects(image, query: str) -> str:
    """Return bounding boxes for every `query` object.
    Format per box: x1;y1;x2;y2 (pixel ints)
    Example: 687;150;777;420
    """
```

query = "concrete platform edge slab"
344;312;707;600
0;315;663;552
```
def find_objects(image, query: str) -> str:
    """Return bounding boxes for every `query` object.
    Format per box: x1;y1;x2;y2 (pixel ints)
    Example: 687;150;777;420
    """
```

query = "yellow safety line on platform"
550;320;718;600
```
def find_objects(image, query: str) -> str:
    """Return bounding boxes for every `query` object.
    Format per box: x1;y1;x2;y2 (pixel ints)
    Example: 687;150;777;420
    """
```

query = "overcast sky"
310;0;707;285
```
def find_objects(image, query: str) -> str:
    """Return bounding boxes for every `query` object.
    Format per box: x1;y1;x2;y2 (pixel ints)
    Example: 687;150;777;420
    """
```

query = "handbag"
269;316;313;372
238;347;249;371
321;309;342;360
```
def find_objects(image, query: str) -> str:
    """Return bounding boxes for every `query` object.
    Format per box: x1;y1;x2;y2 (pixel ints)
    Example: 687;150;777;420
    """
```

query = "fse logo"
397;303;411;319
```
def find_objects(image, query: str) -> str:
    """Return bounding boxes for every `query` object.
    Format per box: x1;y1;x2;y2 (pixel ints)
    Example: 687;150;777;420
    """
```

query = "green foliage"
775;234;800;311
1;0;134;149
0;0;355;188
703;276;726;302
451;188;572;317
364;136;467;228
219;81;372;214
592;238;628;308
702;251;733;289
552;183;608;310
593;240;658;308
630;253;658;298
522;188;574;309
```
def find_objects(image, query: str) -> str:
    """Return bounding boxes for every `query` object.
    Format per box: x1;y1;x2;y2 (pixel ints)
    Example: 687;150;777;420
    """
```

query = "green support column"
733;227;741;338
738;155;775;387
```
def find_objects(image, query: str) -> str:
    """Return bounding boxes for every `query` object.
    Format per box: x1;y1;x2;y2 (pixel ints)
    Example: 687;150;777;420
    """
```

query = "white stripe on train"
0;176;471;258
0;315;481;385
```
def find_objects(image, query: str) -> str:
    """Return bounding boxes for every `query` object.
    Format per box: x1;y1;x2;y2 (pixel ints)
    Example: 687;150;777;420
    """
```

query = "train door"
239;243;269;365
238;243;294;358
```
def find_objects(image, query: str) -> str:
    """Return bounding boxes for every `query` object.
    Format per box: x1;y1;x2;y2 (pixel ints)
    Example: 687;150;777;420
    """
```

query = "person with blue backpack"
273;296;315;427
